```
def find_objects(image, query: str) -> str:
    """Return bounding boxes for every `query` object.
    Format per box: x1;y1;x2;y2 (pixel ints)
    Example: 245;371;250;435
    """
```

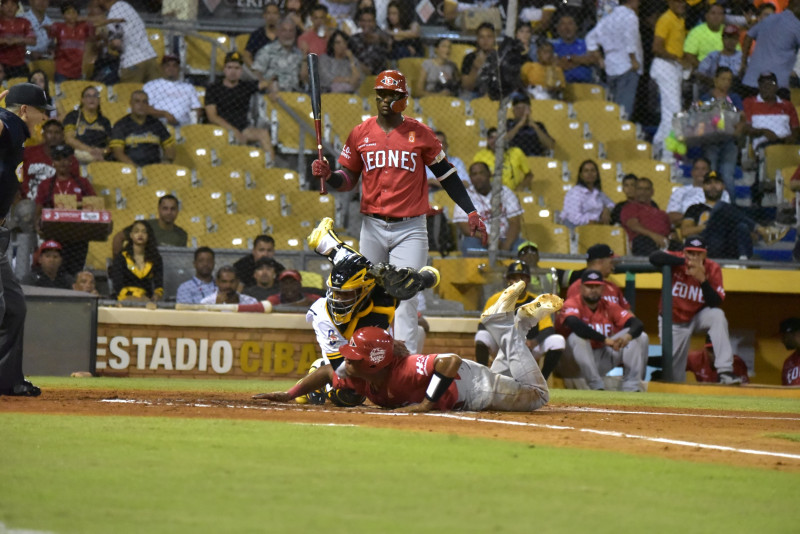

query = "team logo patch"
364;137;369;143
380;76;400;87
369;348;386;364
408;132;415;143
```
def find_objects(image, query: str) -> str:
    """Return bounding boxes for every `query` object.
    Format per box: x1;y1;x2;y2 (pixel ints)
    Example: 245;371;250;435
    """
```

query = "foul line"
556;406;800;421
100;399;800;462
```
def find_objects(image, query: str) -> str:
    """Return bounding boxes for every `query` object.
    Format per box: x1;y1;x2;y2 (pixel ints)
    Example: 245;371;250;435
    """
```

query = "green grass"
0;413;797;534
766;433;800;443
30;376;800;414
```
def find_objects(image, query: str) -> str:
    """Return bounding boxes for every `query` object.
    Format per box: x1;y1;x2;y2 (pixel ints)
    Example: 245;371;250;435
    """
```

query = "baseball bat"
174;300;273;313
307;53;326;195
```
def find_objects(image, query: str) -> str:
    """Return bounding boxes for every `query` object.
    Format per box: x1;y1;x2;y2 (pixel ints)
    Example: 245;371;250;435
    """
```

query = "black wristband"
425;371;454;402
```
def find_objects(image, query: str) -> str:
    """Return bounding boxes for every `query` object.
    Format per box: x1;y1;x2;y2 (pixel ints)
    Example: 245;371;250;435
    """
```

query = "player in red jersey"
780;317;800;386
254;281;561;412
311;69;487;355
563;244;630;310
557;270;648;391
47;2;95;81
649;235;741;385
687;335;749;384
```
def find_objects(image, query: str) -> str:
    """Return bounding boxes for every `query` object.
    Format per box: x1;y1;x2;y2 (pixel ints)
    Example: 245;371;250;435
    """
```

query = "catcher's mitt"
327;388;366;407
369;263;425;300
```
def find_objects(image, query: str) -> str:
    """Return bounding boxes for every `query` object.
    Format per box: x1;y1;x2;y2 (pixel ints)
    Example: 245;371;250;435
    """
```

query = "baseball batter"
254;281;562;413
311;69;487;354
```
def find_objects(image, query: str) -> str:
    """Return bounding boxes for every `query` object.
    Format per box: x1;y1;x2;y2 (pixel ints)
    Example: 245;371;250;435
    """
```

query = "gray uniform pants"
660;308;733;382
454;311;549;412
565;332;648;391
359;215;428;354
0;226;28;389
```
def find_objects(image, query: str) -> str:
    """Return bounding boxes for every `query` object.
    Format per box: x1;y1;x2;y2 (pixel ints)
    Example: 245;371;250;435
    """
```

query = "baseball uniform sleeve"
419;126;444;166
704;260;726;303
338;125;364;174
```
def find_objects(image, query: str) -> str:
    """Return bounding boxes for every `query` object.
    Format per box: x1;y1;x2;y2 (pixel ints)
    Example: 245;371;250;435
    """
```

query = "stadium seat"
102;101;130;124
418;95;467;127
521;221;571;254
528;157;564;184
234;190;283;219
86;239;111;270
619;159;672;186
322;93;367;143
200;213;264;249
575;224;628;255
529;176;572;210
431;189;458;219
86;162;139;187
146;28;166;61
233;32;250;52
397;57;425;95
564;83;605;102
215;145;269;174
780;166;799;202
180;124;231;150
572;101;621;135
120;185;165;218
555;138;600;163
270;94;315;154
604;139;652;161
194;85;206;106
284;190;336;222
196;166;246;189
548;120;585;157
58;80;104;102
764;144;800;184
107;82;143;104
589;120;637;145
174;144;216;169
530;100;570;130
518;192;551;224
141;164;194;189
271;229;306;251
254;167;302;193
357;76;377;99
182;214;214;242
468;96;511;129
29;58;55;81
184;31;232;74
448;43;475;70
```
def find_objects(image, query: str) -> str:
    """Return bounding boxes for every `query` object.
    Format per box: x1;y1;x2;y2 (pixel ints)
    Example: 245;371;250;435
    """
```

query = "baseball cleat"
481;280;526;318
717;372;742;385
517;293;564;322
307;217;341;255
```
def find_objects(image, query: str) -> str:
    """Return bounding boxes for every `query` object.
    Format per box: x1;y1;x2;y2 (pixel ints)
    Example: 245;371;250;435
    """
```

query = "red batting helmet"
340;327;395;374
374;70;408;112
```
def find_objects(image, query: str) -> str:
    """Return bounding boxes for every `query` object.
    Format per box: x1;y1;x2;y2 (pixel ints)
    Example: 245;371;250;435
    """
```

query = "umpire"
0;84;52;396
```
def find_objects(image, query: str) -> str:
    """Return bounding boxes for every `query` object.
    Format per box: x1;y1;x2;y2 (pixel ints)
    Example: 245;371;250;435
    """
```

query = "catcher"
302;218;440;405
254;280;562;412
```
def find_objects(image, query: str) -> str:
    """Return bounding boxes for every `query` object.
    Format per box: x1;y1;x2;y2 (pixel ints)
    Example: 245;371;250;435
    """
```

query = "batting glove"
311;158;331;181
468;211;488;246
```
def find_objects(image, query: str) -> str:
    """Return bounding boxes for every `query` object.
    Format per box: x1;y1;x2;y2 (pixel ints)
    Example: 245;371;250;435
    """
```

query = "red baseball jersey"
338;116;443;218
0;16;34;66
558;296;634;349
330;354;458;410
660;251;725;323
782;350;800;386
49;22;94;79
565;279;630;310
687;349;749;384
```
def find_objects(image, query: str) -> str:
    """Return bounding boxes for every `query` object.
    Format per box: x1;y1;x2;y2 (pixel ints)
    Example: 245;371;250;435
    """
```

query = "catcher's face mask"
326;276;376;325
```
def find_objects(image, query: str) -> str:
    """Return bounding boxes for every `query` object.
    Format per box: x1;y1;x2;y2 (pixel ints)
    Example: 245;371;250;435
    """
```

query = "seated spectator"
110;90;176;167
21;119;80;207
415;38;460;97
242;2;280;68
204;52;275;164
610;174;639;224
515;21;536;62
475;260;565;378
242;257;285;301
472;127;533;192
688;334;749;384
521;40;566;100
551;14;594;83
557;269;648;391
385;0;422;59
425;130;468;189
682;3;725;71
21;240;72;289
143;55;203;127
666;157;730;226
111;194;188;256
266;269;321;307
63;86;112;163
109;220;164;301
699;66;744;200
560;159;614;227
201;265;258;305
72;269;99;295
34;144;96;275
696;25;743;89
176;246;217;304
680;171;782;259
234;235;276;290
780;317;800;386
460;22;499;99
47;2;95;82
743;71;800;153
506;92;555;157
452;161;524;254
297;4;332;56
0;0;35;79
319;30;362;93
564;243;631;309
621;177;676;256
253;16;307;95
348;7;392;75
27;69;55;119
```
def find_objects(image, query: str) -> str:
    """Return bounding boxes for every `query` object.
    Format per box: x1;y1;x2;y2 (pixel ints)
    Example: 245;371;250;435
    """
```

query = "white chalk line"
100;398;800;462
555;406;800;421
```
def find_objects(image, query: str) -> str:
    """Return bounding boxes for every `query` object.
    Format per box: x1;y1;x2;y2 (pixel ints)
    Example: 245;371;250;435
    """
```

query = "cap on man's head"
38;240;62;254
703;170;724;184
511;92;530;106
505;260;531;278
586;243;615;261
780;317;800;334
278;269;302;282
517;240;538;255
60;1;77;13
684;235;707;251
4;83;56;111
50;144;74;159
722;24;739;36
581;269;605;285
254;257;283;272
224;51;244;64
162;54;180;65
758;71;778;84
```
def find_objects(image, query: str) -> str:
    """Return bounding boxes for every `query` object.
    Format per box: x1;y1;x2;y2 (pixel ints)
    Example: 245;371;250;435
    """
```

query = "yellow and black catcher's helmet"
326;255;376;325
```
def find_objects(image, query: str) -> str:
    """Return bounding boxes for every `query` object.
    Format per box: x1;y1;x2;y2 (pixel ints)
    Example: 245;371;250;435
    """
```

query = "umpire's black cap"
5;83;55;111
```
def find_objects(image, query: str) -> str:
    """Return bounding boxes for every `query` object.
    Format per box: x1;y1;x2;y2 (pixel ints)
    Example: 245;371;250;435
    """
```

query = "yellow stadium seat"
446;120;482;164
397;57;425;96
418;95;467;127
271;229;306;251
449;43;475;70
234;190;283;219
589;120;637;145
529;100;570;131
468;96;511;128
200;214;264;249
528;157;563;184
86;239;112;270
575;224;628;255
564;83;606;102
555;138;600;163
764;144;800;183
195;166;245;190
780;166;799;202
572;100;621;135
234;32;250;52
619;159;672;185
431;189;458;219
120;185;165;217
285;190;336;222
604;139;652;161
180;123;231;150
58;80;104;102
182;214;213;241
146;28;166;61
252;167;302;193
322;93;367;143
174;144;215;169
29;59;55;81
185;31;232;74
358;76;377;99
271;104;315;154
86;161;139;186
141;164;193;189
518;192;556;224
102;101;130;124
530;177;573;210
298;270;324;290
521;222;571;254
215;145;269;174
107;82;143;104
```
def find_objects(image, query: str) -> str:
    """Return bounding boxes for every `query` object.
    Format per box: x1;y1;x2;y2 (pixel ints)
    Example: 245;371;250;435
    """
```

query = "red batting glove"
311;158;331;181
468;211;488;246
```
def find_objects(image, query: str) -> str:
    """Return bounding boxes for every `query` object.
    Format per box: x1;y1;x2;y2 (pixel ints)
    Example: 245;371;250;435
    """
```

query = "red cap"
722;24;739;35
38;240;62;253
278;269;302;282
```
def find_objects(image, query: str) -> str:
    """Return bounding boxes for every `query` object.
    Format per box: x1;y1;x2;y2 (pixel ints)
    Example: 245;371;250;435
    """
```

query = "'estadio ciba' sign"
96;336;319;376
